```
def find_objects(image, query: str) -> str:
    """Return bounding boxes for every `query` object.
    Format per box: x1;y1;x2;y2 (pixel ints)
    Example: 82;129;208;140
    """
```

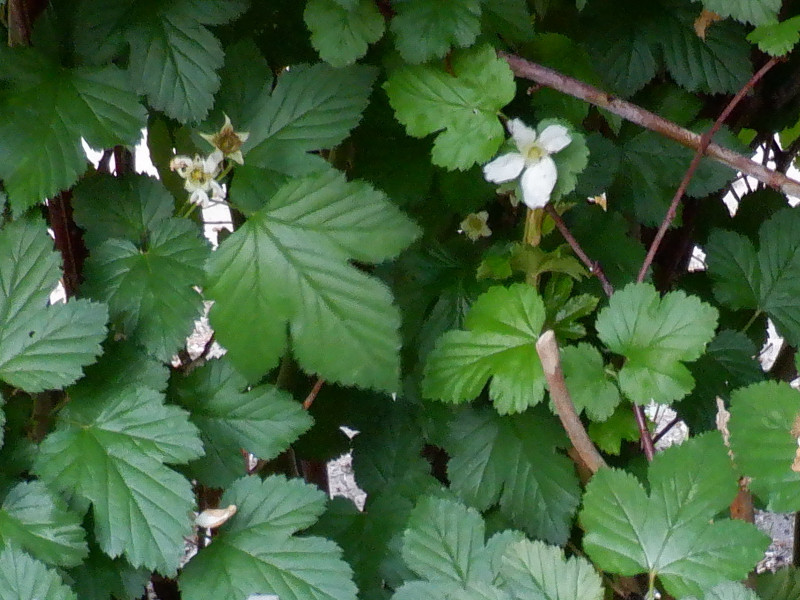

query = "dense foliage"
4;0;800;599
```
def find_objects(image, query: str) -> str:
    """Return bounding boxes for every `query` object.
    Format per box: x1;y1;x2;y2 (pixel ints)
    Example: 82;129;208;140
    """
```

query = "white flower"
483;119;571;209
195;504;237;529
460;211;491;241
170;150;226;208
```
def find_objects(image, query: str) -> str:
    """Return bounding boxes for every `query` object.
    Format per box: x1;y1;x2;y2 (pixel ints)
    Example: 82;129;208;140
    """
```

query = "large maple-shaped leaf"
390;0;481;64
0;546;76;600
444;407;580;545
0;47;145;213
304;0;384;67
0;481;87;568
75;0;248;122
707;208;800;346
396;496;603;600
34;386;203;575
595;283;718;404
242;63;376;179
179;475;357;600
170;358;313;487
422;284;547;415
580;433;769;598
384;44;515;170
83;218;209;360
206;169;419;391
394;495;508;600
72;174;175;249
498;539;604;600
0;219;107;393
728;381;800;511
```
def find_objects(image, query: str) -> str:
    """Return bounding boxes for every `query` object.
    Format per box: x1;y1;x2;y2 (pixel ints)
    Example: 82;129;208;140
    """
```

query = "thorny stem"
637;57;780;283
302;378;325;410
499;53;800;196
536;330;607;474
544;205;614;297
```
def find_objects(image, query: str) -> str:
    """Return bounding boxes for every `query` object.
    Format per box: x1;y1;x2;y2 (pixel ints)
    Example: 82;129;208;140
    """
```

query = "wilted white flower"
200;113;250;164
460;211;491;241
195;504;237;529
170;150;225;208
483;119;571;209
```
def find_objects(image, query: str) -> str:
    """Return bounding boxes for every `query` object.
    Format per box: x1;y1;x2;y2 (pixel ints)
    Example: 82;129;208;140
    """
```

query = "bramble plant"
5;1;800;599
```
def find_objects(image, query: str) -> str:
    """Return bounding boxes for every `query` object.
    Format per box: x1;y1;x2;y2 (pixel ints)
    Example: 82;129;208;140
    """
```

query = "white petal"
205;149;224;173
483;153;525;183
507;119;538;152
195;505;237;529
538;124;571;154
520;157;558;209
209;180;226;201
190;189;212;208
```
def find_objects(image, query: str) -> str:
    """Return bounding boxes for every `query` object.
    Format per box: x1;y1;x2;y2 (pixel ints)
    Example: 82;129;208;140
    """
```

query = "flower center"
214;130;243;155
189;167;211;186
523;144;547;163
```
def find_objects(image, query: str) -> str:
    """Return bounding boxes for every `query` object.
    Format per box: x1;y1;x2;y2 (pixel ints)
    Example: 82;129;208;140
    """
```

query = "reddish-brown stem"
536;330;607;473
500;52;800;197
302;378;325;410
637;57;780;283
544;205;614;297
634;406;656;461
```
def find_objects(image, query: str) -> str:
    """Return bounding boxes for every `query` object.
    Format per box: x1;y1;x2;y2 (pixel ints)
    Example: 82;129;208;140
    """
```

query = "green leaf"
384;44;516;170
498;539;604;600
583;3;659;97
756;567;800;600
207;169;419;391
588;403;640;455
561;343;621;421
0;219;107;393
707;208;800;346
170;358;312;487
0;481;87;568
72;174;175;250
76;0;247;122
403;495;489;585
695;0;780;26
684;581;760;600
82;218;209;360
213;39;274;127
423;284;546;414
728;381;800;511
595;283;718;404
748;17;800;56
390;0;481;64
304;0;384;67
660;10;751;94
444;407;580;545
0;47;145;213
0;545;76;600
244;63;376;176
34;386;203;575
69;545;149;600
481;0;534;43
179;475;357;600
580;433;769;598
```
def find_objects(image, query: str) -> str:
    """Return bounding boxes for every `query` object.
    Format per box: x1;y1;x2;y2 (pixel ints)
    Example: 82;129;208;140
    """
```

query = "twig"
652;415;681;445
634;405;656;461
499;53;800;197
637;57;780;282
544;205;614;296
535;330;607;473
302;378;325;410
